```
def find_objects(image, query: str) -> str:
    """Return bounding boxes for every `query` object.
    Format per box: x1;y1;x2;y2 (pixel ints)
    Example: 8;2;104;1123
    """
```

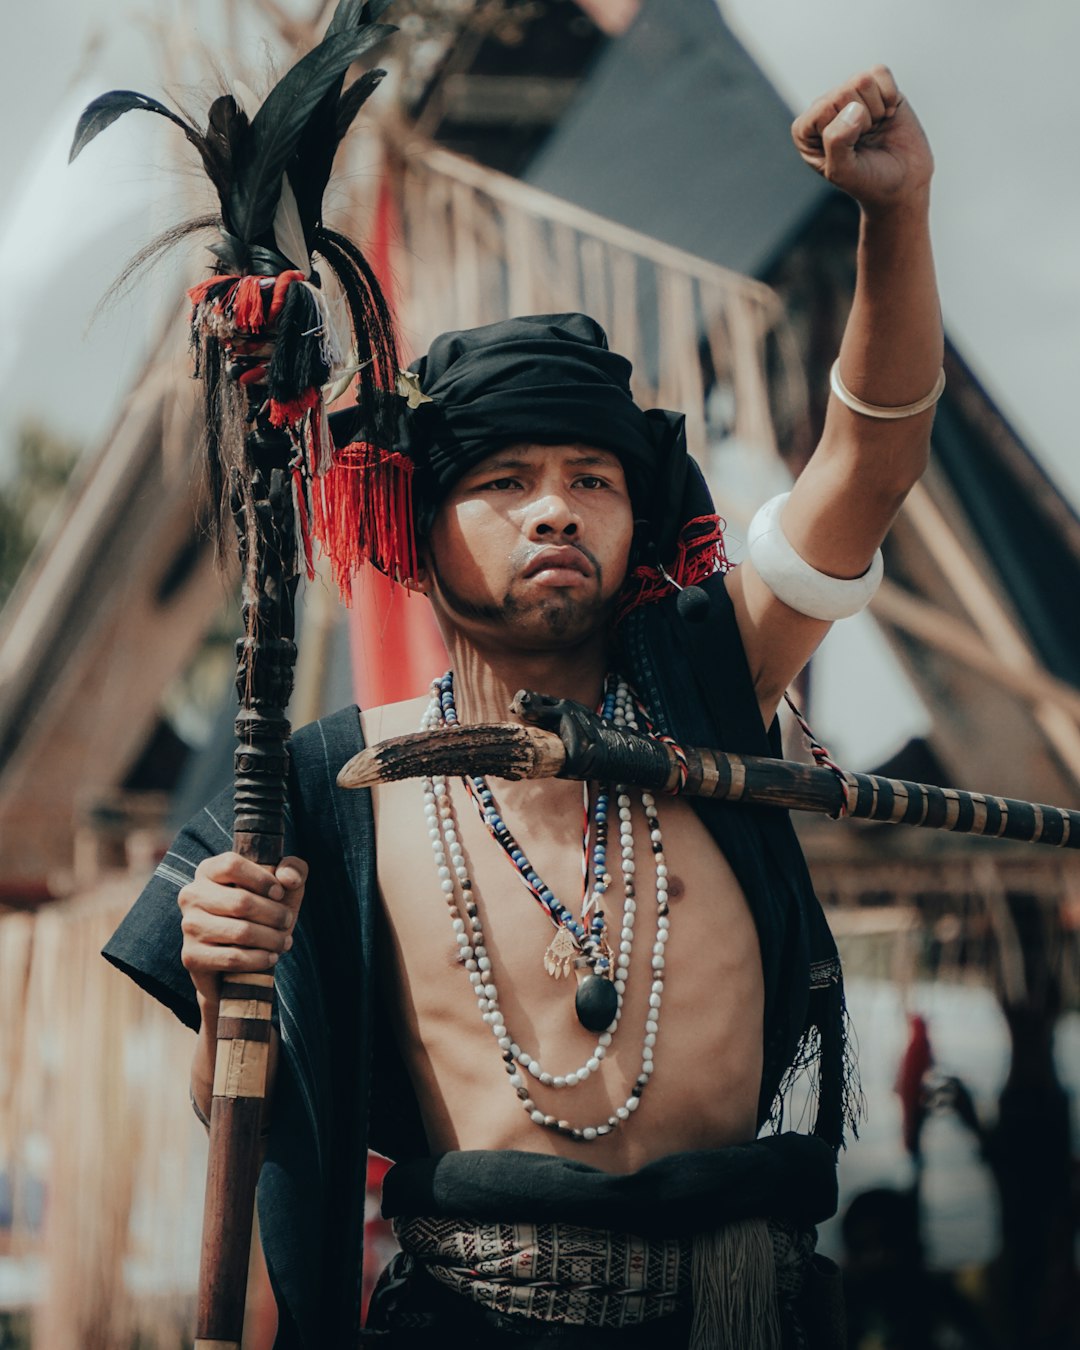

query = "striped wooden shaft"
194;400;296;1344
678;747;1080;849
839;771;1080;847
195;971;275;1343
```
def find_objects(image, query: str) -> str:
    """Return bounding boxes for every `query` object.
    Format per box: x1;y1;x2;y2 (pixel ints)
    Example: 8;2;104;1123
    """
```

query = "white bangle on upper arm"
746;493;883;621
830;360;945;419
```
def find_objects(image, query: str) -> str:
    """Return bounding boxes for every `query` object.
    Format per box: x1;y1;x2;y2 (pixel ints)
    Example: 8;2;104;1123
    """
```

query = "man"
104;67;941;1347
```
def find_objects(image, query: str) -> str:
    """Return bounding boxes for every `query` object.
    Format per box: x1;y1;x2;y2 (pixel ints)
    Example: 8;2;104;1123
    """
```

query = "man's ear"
410;547;433;596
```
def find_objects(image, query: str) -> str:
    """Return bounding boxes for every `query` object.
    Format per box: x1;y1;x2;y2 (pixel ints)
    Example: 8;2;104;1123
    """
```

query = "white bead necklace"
421;673;671;1142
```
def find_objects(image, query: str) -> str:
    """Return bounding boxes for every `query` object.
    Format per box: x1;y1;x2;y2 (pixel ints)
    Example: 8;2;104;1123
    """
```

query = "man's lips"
522;546;594;582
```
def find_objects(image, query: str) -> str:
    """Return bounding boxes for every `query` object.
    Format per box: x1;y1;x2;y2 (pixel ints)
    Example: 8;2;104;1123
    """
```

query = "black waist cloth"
380;1133;837;1238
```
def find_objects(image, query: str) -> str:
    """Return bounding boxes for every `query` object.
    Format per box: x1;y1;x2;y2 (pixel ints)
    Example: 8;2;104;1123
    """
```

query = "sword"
338;690;1080;850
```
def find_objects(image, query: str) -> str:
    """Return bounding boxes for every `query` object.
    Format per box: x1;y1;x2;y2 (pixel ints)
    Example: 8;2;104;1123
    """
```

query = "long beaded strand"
421;673;671;1141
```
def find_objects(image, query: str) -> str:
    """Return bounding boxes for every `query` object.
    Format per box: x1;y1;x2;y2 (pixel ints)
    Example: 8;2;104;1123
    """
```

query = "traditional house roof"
527;0;830;278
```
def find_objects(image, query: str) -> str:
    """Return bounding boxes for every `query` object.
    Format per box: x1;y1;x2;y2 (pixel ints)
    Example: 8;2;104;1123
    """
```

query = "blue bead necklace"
421;672;671;1139
429;671;668;1037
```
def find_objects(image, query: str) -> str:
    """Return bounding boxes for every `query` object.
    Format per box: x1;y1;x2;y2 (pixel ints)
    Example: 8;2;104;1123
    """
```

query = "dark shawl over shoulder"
103;576;853;1350
620;574;856;1147
104;709;427;1349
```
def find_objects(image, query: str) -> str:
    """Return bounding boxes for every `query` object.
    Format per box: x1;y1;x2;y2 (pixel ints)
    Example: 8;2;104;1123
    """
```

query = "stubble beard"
430;546;614;645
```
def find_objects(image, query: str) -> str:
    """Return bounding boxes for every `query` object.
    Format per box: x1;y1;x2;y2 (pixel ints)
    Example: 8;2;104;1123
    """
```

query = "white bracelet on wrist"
746;493;883;622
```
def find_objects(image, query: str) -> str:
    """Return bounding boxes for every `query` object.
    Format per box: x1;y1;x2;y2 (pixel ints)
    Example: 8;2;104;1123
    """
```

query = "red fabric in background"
349;563;446;708
349;171;446;710
347;169;439;1315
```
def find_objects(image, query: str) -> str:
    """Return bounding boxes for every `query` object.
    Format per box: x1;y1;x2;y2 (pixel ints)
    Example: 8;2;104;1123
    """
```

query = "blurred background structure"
0;1;1077;1347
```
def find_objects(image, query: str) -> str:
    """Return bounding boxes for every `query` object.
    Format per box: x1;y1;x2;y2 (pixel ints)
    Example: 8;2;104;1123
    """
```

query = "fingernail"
283;911;294;930
840;101;864;127
284;935;293;952
269;884;285;901
268;953;279;965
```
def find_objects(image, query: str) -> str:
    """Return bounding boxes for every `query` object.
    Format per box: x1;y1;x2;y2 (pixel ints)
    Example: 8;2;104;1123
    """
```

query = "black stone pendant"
575;973;618;1032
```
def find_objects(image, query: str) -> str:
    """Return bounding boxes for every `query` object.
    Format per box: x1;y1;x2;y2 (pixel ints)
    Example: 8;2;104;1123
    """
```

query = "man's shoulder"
358;693;431;746
288;695;429;758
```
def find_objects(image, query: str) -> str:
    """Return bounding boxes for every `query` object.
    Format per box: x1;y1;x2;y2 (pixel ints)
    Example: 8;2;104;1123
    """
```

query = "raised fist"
792;66;933;212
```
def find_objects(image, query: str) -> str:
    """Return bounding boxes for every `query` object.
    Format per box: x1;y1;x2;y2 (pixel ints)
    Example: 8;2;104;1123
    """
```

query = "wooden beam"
441;74;581;125
871;581;1080;724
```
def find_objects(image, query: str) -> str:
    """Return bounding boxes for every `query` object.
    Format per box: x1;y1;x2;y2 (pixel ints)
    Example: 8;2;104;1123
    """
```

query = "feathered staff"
71;5;400;1345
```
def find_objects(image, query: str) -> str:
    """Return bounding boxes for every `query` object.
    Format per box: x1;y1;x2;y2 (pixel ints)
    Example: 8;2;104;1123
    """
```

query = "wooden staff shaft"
195;422;297;1349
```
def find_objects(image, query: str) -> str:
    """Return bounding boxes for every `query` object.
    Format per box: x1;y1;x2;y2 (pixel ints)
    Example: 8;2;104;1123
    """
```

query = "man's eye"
481;477;521;490
575;475;608;490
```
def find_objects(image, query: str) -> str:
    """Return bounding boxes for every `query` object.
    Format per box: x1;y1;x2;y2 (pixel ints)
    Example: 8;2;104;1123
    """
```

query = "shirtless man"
110;67;941;1347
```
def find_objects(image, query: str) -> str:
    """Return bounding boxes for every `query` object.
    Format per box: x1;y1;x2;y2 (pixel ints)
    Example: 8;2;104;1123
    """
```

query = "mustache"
511;541;603;583
429;541;607;631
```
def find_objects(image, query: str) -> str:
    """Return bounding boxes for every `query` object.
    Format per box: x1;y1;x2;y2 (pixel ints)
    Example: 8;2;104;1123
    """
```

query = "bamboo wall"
0;879;202;1349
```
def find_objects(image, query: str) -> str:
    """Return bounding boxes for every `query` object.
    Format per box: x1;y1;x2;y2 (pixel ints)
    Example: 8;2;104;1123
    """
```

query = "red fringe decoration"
268;388;321;428
187;275;231;307
189;271;322;430
187;269;306;333
232;275;268;331
269;270;306;323
311;441;418;602
616;514;729;622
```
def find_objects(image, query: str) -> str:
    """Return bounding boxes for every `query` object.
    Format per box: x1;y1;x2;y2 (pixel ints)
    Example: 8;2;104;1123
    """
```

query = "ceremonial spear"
71;5;403;1345
340;691;1080;850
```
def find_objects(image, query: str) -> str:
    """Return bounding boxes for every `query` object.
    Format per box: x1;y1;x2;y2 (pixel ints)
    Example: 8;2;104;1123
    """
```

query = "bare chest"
371;760;766;1167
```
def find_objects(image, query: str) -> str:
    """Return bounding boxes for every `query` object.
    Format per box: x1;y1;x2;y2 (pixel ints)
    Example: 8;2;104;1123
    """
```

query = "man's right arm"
179;851;307;1123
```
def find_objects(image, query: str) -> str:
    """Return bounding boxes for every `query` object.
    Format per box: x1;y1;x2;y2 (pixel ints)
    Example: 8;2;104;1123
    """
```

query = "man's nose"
528;491;581;538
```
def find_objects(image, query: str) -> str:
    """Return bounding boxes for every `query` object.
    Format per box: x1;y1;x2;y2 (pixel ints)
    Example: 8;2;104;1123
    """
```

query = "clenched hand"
179;851;308;1006
792;66;933;212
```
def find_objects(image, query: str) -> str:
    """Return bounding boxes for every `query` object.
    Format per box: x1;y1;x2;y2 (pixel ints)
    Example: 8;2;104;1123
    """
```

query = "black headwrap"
326;312;725;602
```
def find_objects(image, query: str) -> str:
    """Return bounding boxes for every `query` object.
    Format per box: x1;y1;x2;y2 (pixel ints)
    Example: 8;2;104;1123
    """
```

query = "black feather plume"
226;25;394;245
336;68;388;141
70;0;401;567
69;89;200;162
70;6;396;265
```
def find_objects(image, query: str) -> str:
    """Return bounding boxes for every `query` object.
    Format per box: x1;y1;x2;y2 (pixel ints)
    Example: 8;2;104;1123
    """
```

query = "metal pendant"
543;927;578;979
575;973;619;1032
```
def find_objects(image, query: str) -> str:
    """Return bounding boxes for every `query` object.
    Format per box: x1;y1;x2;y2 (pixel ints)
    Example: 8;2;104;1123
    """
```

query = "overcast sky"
722;0;1079;499
0;0;1075;761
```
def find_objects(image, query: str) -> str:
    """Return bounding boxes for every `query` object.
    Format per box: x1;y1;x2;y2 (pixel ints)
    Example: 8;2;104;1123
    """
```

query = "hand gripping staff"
340;691;1080;850
71;5;402;1346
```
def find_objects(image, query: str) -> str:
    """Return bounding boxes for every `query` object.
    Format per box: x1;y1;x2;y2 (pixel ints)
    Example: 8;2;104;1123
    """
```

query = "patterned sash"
394;1214;817;1347
394;1216;689;1328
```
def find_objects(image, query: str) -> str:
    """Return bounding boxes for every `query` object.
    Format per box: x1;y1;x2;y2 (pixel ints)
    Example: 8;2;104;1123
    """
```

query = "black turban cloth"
330;313;715;567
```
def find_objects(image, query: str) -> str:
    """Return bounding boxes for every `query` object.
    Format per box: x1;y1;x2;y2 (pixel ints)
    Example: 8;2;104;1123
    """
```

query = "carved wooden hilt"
230;420;298;861
196;390;299;1350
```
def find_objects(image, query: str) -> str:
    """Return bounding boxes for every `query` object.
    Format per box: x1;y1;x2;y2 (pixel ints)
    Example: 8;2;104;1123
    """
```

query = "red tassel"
269;270;307;324
268;388;321;428
616;514;729;622
232;275;268;332
311;442;418;602
187;274;237;308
